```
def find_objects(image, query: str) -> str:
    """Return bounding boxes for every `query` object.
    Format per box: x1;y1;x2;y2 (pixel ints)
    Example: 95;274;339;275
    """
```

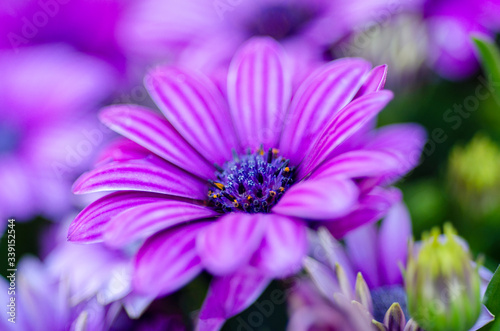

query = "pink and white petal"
145;66;238;165
73;156;206;200
272;178;359;220
344;223;381;288
251;215;307;277
197;267;271;331
99;105;214;179
378;203;411;286
133;222;210;297
308;150;402;181
279;58;371;164
325;187;402;239
227;37;291;150
103;200;219;247
299;90;394;179
68;191;166;243
354;64;388;98
197;213;267;276
364;123;427;180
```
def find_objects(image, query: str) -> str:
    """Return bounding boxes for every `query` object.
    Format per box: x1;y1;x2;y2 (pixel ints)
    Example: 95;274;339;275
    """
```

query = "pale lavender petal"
251;215;307;277
197;213;267;275
304;257;339;303
99;105;214;179
344;223;381;288
279;58;371;164
326;187;402;239
145;66;238;165
197;267;271;331
73;156;206;200
354;65;388;98
272;178;358;220
103;200;219;247
299;90;394;179
133;222;209;297
68;191;166;243
469;306;494;331
308;150;402;181
378;203;412;286
227;37;291;150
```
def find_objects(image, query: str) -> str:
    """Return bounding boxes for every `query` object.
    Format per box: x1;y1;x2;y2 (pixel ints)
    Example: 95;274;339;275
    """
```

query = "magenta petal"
354;64;388;98
308;150;402;181
95;138;152;167
326;187;402;239
227;37;291;150
344;223;381;288
377;203;411;285
145;66;238;165
272;178;358;220
103;200;219;247
252;215;307;277
279;58;371;165
133;222;209;297
299;90;394;179
73;157;206;200
197;213;267;275
197;268;271;331
99;105;214;179
68;192;166;243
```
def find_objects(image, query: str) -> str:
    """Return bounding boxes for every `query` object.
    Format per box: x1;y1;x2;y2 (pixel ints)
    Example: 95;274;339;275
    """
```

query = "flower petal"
145;66;238;165
133;222;209;297
308;150;403;181
227;37;291;150
251;215;307;277
354;64;388;98
68;192;166;243
299;90;394;179
197;267;271;331
94;138;151;167
103;200;219;247
377;203;411;285
326;187;402;239
279;58;371;164
272;178;359;220
99;105;214;179
73;156;206;200
197;213;267;275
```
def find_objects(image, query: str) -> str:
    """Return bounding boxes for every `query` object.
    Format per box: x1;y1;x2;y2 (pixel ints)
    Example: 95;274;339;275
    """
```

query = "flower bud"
405;224;481;331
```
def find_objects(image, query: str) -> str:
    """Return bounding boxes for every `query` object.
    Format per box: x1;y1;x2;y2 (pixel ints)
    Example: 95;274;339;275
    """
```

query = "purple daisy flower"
69;37;425;330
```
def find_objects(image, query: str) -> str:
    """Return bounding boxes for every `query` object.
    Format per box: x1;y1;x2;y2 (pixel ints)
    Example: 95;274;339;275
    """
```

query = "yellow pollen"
214;182;225;190
233;199;239;207
279;187;285;192
284;167;290;172
272;148;279;154
270;191;276;197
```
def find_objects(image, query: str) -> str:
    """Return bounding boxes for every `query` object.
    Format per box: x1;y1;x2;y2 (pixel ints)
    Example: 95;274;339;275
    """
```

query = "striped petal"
73;156;206;200
133;222;209;297
227;37;291;150
103;200;219;247
308;150;402;181
99;105;214;179
251;215;307;277
197;213;267;276
145;66;237;165
326;187;402;239
279;58;371;165
354;64;388;98
68;192;166;243
299;90;393;179
197;267;271;331
94;138;152;167
272;178;359;220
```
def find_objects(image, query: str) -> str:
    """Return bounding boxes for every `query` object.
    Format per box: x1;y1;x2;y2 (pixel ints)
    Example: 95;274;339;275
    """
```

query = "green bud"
405;224;481;331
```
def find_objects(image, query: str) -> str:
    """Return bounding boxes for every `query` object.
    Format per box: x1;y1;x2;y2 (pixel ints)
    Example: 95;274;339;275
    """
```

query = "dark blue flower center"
207;147;295;213
247;4;317;40
371;285;409;322
0;123;19;155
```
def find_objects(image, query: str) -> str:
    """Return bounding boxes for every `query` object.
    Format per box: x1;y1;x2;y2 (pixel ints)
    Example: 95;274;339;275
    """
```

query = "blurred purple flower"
0;0;133;76
0;45;114;227
69;37;425;330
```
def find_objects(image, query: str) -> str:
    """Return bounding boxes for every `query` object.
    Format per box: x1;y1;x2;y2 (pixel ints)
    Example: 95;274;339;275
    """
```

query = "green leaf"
473;37;500;102
484;265;500;317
